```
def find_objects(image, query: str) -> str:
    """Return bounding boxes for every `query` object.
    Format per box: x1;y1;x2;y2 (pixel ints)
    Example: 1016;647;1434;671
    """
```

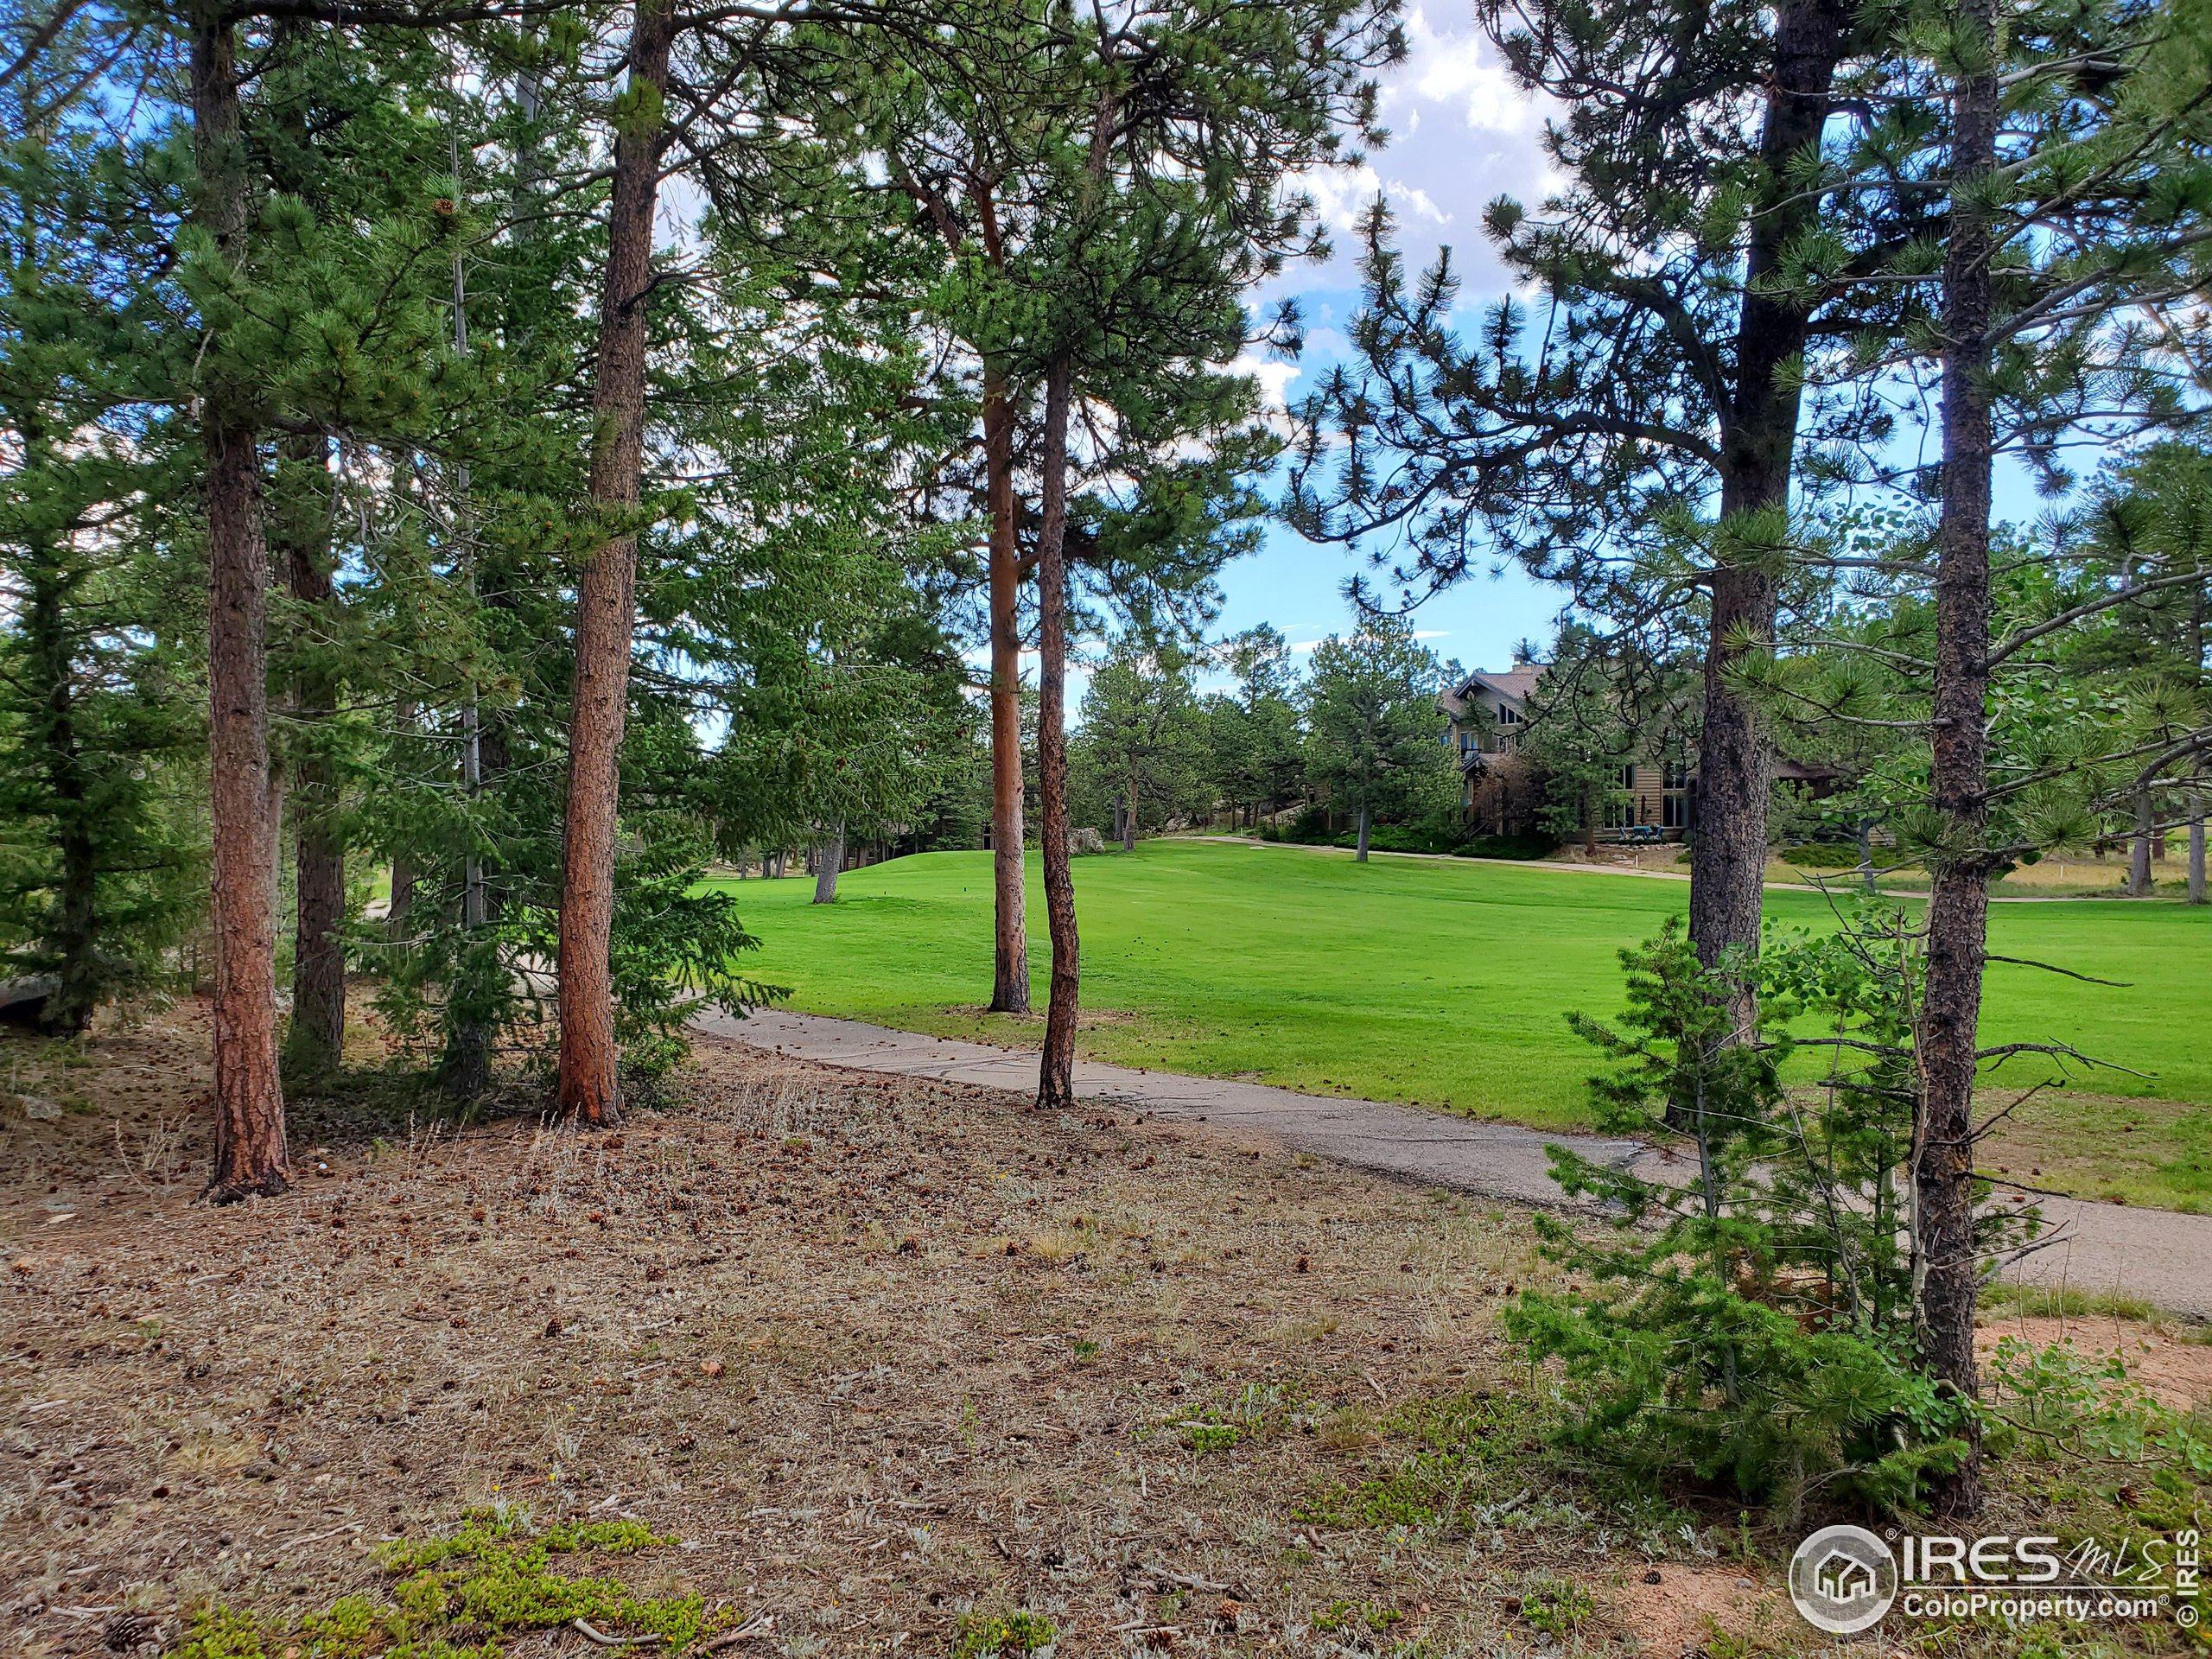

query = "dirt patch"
1978;1315;2212;1412
1605;1565;1790;1657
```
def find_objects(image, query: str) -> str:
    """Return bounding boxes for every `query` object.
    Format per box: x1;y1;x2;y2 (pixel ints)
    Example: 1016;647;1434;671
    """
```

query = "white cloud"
1274;7;1555;306
1301;162;1388;238
1393;5;1543;137
1231;349;1303;419
1387;182;1450;226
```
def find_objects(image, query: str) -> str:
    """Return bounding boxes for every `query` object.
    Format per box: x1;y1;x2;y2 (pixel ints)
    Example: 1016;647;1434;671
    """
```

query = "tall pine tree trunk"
447;202;493;1102
556;0;677;1126
2128;787;2153;895
279;431;346;1083
2190;792;2206;905
982;372;1030;1012
813;822;844;905
1035;356;1079;1113
1688;562;1772;963
388;697;416;938
193;3;289;1200
1122;772;1137;852
265;26;342;1085
1917;0;1999;1516
22;527;98;1037
1688;0;1852;982
1357;803;1371;861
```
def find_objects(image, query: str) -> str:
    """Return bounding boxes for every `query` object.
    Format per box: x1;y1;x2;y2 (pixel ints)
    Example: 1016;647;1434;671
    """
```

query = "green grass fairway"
709;841;2212;1209
713;838;2212;1116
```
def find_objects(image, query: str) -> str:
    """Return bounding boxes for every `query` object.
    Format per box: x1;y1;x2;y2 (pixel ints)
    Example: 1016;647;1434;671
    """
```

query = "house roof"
1459;665;1541;702
1440;664;1541;719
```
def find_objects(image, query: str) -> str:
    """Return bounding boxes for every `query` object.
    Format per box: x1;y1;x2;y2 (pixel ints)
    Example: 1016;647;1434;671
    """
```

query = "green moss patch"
175;1510;720;1658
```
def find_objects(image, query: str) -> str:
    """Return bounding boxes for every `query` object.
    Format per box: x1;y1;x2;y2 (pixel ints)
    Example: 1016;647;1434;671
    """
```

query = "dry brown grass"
0;998;1658;1657
1;999;2192;1659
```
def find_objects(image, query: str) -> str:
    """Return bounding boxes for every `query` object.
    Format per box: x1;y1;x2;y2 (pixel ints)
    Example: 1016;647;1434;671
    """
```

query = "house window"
1662;791;1688;829
1497;702;1520;726
1663;759;1689;791
1617;764;1637;791
1605;796;1637;829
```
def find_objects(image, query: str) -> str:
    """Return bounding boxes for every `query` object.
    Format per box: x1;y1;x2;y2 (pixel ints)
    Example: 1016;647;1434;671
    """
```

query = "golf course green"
709;839;2212;1132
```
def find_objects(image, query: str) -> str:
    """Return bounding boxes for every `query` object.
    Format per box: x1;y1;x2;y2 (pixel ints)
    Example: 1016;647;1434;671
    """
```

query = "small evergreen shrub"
1504;912;1998;1516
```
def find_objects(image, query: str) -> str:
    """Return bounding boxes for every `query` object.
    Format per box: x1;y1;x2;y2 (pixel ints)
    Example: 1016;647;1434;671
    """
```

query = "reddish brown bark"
1034;356;1078;1113
194;3;289;1200
1917;0;1999;1516
556;0;677;1126
982;372;1029;1013
281;431;346;1082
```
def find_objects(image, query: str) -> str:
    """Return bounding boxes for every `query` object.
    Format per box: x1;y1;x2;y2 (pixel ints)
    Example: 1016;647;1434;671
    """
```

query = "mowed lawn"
710;841;2212;1143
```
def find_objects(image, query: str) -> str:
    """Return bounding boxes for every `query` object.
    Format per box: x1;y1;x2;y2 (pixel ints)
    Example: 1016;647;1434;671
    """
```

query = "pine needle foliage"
1505;913;1995;1518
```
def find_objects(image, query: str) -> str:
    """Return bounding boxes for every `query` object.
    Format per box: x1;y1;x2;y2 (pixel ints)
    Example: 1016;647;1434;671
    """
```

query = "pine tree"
185;0;292;1196
1286;0;1915;976
1205;626;1306;827
1722;0;2212;1510
1071;636;1211;850
1519;632;1638;857
0;48;201;1033
1302;613;1454;861
2077;444;2212;899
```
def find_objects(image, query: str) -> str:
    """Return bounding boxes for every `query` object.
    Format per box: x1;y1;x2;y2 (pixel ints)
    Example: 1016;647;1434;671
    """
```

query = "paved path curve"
697;1007;2212;1321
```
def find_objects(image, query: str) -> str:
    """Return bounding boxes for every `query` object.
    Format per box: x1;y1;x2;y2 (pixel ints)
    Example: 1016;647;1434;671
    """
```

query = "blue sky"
1212;7;2071;684
1213;3;1564;681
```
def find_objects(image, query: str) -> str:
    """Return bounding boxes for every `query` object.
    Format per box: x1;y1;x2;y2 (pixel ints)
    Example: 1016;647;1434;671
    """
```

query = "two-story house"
1439;661;1694;840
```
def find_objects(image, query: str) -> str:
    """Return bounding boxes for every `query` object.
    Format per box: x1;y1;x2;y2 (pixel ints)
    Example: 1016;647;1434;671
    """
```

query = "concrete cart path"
696;1007;2212;1320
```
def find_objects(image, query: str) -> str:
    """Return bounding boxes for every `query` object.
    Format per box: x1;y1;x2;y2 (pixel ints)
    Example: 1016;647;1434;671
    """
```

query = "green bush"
1329;821;1456;855
952;1610;1056;1656
1985;1336;2212;1480
1779;842;1864;869
1504;914;1986;1517
1452;833;1555;861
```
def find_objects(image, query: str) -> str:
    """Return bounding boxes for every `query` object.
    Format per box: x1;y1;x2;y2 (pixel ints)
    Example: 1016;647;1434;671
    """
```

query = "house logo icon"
1789;1524;1898;1634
